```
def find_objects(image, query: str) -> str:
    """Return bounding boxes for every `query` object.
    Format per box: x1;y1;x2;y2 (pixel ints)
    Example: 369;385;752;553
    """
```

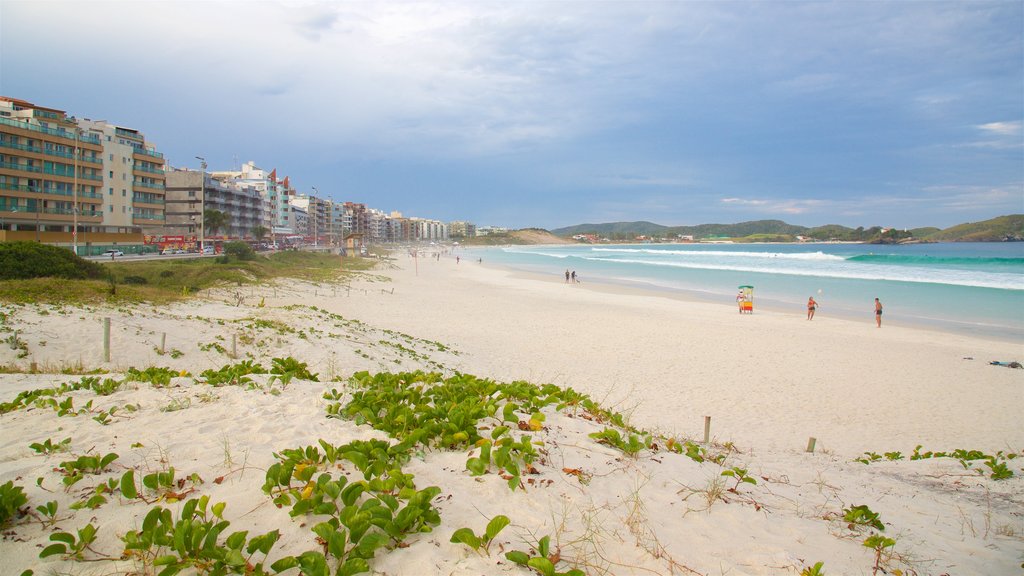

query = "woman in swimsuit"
807;297;818;320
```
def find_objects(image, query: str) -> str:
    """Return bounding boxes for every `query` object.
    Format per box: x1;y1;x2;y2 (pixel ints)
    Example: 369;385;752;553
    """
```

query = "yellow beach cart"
738;285;754;314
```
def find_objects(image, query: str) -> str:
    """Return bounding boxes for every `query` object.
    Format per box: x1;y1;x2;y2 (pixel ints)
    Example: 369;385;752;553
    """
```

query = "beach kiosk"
738;285;754;314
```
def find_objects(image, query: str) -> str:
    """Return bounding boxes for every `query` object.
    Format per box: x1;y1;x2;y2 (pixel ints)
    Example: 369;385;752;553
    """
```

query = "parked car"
102;249;124;257
202;246;215;255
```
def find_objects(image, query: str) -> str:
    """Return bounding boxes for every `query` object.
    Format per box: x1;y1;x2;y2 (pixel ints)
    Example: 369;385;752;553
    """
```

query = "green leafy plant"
200;360;266;387
449;514;509;556
121;496;280;575
801;561;826;576
39;523;101;560
126;366;183;387
505;535;584;576
270;356;319;381
589;427;649;456
720;467;758;490
844;504;884;531
863;534;896;575
0;481;29;528
29;437;71;455
34;500;63;527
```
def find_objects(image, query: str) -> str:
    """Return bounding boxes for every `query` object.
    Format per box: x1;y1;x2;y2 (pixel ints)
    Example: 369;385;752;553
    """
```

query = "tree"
204;209;230;238
252;225;269;243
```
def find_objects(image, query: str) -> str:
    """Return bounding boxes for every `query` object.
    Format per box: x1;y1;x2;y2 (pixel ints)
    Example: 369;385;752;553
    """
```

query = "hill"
550;215;1023;242
924;215;1024;242
460;228;573;246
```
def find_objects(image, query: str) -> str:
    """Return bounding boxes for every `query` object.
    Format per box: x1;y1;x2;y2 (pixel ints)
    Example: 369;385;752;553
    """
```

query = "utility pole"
195;156;206;252
311;187;319;247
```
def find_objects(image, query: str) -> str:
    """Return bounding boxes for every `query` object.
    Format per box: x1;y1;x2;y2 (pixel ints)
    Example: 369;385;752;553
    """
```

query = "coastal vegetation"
0;249;377;305
550;214;1023;243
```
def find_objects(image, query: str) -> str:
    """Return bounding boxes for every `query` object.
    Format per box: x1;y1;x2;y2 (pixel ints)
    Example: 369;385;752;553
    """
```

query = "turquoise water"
474;242;1024;341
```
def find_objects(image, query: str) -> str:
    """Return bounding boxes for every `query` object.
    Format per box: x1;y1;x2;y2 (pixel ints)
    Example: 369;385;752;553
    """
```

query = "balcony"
132;147;164;160
133;212;165;221
133;193;165;205
115;127;142;140
133;164;165;175
0;182;103;199
134;180;165;191
0;116;101;144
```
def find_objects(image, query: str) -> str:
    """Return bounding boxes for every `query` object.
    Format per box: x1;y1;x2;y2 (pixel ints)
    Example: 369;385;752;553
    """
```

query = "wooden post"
160;333;166;354
806;437;817;453
103;317;110;362
703;416;711;444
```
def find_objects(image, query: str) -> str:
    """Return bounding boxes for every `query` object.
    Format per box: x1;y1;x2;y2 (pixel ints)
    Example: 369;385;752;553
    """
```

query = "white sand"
1;252;1021;575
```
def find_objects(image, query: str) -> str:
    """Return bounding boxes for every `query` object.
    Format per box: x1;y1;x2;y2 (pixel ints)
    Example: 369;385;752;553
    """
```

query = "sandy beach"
1;252;1021;575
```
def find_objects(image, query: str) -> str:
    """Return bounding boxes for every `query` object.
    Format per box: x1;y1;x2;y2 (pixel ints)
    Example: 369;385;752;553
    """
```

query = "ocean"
472;242;1024;341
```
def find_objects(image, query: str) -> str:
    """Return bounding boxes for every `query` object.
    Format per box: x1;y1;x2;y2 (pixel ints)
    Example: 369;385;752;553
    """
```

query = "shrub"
0;242;104;280
222;241;256;261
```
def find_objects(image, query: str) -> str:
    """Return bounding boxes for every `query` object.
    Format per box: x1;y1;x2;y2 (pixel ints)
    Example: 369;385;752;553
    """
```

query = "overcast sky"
2;1;1021;229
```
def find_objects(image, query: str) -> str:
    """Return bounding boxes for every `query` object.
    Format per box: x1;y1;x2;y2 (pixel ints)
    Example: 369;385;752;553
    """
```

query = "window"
122;189;126;196
109;188;113;195
109;205;113;213
109;171;113;178
109;153;113;160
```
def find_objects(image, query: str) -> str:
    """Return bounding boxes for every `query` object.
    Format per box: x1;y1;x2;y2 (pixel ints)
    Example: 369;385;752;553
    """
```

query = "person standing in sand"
874;298;883;327
736;290;745;313
565;269;570;283
807;296;818;320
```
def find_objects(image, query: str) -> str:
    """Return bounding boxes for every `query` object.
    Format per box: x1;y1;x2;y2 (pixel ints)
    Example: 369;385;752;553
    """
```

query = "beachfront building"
290;193;333;245
476;226;508;236
213;161;294;241
409;217;448;241
0;97;167;254
448;220;476;239
163;169;266;249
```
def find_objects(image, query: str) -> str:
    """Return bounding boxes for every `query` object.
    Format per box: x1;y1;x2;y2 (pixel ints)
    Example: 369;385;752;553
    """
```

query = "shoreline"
463;244;1024;344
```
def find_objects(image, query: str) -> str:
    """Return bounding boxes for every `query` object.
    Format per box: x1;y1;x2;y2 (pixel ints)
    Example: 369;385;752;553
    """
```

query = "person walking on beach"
807;296;818;320
874;298;883;327
571;270;578;283
565;269;570;283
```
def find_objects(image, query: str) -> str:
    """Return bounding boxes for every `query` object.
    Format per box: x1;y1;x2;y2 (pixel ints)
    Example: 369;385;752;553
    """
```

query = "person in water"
807;296;818;320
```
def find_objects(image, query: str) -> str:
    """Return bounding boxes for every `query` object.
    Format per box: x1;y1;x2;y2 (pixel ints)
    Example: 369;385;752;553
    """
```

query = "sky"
2;1;1022;230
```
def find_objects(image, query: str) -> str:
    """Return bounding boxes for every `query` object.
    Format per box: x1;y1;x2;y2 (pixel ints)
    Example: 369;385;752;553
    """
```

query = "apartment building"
0;96;161;254
212;161;293;237
164;169;267;248
448;220;476;239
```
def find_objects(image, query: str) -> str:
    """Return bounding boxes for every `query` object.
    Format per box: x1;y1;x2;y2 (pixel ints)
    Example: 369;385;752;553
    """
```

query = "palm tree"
204;209;230;238
252;225;269;244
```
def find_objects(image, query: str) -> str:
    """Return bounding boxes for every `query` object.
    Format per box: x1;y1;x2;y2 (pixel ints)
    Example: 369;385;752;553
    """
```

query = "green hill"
549;215;1022;242
923;215;1023;242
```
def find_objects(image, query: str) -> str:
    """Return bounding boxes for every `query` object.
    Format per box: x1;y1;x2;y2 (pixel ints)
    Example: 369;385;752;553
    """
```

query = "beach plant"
121;496;281;575
505;535;585;576
588;427;649;457
0;481;29;528
34;500;62;527
39;523;103;561
126;366;182;387
800;561;826;576
863;534;896;575
59;452;118;479
844;505;885;531
449;514;510;556
29;437;71;455
200;360;266;387
720;467;758;490
270;356;319;381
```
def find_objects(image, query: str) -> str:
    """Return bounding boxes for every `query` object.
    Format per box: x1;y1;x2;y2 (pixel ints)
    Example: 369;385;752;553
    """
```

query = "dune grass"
0;251;380;305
